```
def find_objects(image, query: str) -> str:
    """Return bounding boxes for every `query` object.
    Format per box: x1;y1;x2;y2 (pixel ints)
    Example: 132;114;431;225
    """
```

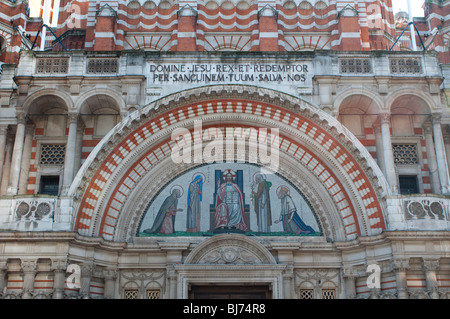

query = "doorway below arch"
189;284;272;299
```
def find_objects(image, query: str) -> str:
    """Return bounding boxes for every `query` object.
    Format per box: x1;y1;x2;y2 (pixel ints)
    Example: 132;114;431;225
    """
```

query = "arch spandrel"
70;85;390;243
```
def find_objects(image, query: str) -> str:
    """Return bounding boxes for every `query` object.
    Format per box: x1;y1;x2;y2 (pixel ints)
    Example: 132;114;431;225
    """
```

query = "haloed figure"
186;175;203;232
144;188;183;234
215;172;249;231
275;187;314;235
252;174;272;233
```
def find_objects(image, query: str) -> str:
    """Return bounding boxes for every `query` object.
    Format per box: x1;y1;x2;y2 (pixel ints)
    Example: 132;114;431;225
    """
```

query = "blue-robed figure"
186;175;203;232
275;186;315;234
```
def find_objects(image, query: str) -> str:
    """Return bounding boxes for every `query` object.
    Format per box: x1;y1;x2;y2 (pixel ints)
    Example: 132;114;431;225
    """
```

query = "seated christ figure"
214;171;249;232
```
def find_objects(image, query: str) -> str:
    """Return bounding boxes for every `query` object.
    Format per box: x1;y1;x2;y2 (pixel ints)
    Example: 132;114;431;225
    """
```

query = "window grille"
299;289;314;299
124;289;139;299
36;58;69;74
322;289;335;299
40;144;66;165
146;289;161;299
340;58;371;73
390;58;421;74
393;144;419;165
87;58;119;74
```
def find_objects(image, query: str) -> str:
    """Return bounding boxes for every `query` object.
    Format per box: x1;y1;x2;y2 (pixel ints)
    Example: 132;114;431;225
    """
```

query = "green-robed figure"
143;188;183;234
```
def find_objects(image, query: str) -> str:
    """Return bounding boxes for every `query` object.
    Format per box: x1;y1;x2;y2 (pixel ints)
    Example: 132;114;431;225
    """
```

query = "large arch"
70;85;390;242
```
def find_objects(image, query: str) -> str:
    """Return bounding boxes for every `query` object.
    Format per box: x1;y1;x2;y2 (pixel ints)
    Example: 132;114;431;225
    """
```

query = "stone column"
380;113;398;193
21;259;37;299
7;113;27;195
103;268;117;299
0;125;9;185
1;135;13;195
18;123;34;195
80;263;93;299
424;125;440;194
342;267;357;299
282;265;294;299
373;124;385;175
423;258;440;299
74;122;85;176
444;134;450;179
0;261;7;295
168;267;177;299
391;259;409;299
432;115;450;194
62;113;78;195
51;259;67;299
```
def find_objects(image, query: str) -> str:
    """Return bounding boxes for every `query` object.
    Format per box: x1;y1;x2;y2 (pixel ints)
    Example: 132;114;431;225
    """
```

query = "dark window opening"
399;175;418;195
39;176;60;196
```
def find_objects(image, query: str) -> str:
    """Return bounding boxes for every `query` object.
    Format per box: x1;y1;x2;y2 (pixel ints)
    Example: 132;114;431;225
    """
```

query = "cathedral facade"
0;0;449;299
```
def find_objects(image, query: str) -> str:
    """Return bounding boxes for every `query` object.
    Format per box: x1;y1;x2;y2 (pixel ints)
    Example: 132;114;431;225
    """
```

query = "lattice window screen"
124;289;139;299
390;58;421;74
40;144;66;165
393;144;419;165
340;58;371;73
36;58;69;74
299;289;314;299
146;289;161;299
87;58;119;74
322;289;335;299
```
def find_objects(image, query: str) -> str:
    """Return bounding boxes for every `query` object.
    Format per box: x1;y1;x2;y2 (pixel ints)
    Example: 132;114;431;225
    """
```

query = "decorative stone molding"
13;198;55;222
185;234;276;265
404;198;447;220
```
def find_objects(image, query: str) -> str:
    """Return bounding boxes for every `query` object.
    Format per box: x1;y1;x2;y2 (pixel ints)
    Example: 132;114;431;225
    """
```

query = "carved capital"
422;258;439;272
0;125;9;136
342;267;358;279
16;112;27;125
423;124;433;135
80;263;94;277
380;113;391;124
20;259;37;274
391;259;410;272
67;113;79;124
431;114;442;125
51;259;68;272
103;268;118;280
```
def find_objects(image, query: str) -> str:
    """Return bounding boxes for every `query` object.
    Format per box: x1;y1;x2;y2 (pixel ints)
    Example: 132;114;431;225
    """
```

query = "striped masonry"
74;98;385;241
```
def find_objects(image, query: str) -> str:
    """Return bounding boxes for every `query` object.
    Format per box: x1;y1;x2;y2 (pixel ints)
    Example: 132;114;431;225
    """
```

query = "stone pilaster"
422;258;440;299
391;258;409;299
20;259;37;299
51;259;67;299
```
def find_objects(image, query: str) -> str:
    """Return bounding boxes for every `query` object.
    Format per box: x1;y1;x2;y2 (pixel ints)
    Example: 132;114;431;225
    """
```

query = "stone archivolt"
71;85;389;242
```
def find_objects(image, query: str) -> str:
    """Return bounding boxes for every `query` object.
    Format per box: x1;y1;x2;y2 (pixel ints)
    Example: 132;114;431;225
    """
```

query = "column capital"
342;266;358;279
0;125;9;135
380;112;391;124
422;258;439;272
67;113;79;124
16;112;27;125
20;259;37;274
51;259;68;272
431;113;442;125
423;124;433;135
103;268;118;280
391;258;410;272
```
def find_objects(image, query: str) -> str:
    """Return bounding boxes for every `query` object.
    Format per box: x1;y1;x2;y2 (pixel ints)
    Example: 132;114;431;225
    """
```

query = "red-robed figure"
214;171;249;231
